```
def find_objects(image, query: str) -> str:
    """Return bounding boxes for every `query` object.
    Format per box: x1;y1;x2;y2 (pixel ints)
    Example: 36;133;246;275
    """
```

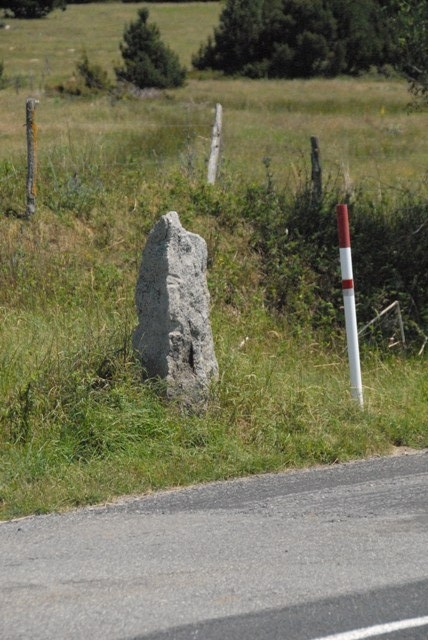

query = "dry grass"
1;76;427;193
180;76;428;187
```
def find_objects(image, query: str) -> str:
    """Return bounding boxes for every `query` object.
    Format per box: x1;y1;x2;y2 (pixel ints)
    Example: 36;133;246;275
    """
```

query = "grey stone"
133;211;218;408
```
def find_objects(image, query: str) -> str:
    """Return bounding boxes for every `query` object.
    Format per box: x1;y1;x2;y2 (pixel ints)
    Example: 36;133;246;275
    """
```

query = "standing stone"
133;211;218;408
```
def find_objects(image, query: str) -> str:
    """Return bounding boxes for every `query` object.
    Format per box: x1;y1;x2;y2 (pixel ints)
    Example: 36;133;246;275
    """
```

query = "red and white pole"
337;204;363;408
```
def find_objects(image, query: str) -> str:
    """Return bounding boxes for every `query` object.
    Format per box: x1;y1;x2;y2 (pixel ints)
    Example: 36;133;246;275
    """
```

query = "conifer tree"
193;0;398;79
193;0;264;74
116;8;186;89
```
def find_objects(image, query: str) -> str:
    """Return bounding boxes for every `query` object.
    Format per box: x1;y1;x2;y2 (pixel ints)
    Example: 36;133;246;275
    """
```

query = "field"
1;2;427;185
0;3;427;520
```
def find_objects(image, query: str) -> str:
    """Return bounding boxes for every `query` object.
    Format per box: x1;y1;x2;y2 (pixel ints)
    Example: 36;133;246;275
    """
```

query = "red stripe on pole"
337;204;351;248
342;279;354;289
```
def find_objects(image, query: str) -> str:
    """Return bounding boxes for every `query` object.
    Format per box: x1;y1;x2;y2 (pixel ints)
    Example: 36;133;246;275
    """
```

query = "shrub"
56;53;111;96
0;0;66;18
386;0;428;107
245;168;428;343
76;53;111;92
115;8;186;90
193;0;398;78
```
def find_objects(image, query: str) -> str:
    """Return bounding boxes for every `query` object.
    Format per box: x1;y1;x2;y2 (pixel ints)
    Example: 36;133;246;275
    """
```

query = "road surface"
0;451;427;639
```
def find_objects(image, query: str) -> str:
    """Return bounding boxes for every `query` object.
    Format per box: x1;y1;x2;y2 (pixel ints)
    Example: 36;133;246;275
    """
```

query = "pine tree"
193;0;264;74
193;0;398;79
115;8;186;89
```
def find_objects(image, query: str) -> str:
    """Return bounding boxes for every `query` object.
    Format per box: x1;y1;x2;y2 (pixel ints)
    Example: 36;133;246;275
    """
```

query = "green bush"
116;8;186;90
75;53;111;92
55;53;111;96
385;0;428;106
0;0;66;18
193;0;398;78
244;169;428;344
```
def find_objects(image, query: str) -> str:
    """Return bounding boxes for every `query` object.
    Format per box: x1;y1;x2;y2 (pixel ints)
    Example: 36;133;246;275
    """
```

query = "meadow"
0;2;427;520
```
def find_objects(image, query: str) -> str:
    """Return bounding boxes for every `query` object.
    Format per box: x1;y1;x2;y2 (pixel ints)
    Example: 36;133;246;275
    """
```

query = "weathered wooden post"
207;103;222;185
310;135;322;201
25;97;39;218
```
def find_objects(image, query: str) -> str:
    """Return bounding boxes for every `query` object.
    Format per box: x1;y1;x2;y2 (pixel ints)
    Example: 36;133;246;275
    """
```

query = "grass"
0;3;427;521
1;2;427;187
181;76;428;187
1;301;426;520
1;76;426;194
0;2;222;81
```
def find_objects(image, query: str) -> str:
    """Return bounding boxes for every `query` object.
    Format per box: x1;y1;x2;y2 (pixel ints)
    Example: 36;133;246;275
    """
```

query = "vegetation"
115;7;186;89
246;172;428;342
56;52;111;95
385;0;428;106
0;0;66;18
0;2;426;521
193;0;398;78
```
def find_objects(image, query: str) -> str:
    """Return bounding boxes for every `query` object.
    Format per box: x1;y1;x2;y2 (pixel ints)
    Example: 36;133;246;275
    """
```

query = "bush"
0;0;66;18
245;169;428;343
193;0;398;78
76;53;110;92
386;0;428;107
115;8;186;90
56;53;111;96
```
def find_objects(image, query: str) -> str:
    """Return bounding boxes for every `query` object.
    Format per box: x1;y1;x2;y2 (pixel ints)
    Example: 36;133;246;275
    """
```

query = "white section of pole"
343;291;364;407
339;247;353;282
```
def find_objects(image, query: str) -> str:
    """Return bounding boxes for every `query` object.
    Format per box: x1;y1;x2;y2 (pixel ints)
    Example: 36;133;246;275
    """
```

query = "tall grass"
1;163;426;521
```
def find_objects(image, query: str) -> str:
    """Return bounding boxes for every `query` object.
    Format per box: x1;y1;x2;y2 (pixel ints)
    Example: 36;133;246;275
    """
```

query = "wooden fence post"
25;97;39;218
207;103;222;185
310;135;322;201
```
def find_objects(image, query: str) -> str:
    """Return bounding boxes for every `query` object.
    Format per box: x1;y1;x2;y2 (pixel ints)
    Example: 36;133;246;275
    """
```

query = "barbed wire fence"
1;98;427;352
2;96;427;214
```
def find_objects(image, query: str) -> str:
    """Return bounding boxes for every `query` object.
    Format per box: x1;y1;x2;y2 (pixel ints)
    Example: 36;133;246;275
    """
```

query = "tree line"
194;0;397;78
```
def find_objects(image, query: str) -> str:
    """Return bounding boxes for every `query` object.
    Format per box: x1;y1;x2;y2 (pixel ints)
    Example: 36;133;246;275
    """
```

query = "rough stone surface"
133;211;218;407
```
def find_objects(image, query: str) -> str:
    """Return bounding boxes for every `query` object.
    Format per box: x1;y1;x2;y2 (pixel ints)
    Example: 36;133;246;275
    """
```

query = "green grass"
1;294;426;521
0;2;222;82
0;3;427;521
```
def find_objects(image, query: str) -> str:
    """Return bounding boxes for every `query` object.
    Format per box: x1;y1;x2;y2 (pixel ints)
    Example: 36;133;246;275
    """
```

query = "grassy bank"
1;167;426;521
0;3;427;520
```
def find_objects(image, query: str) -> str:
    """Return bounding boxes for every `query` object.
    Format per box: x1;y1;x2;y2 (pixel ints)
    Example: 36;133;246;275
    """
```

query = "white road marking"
310;616;428;640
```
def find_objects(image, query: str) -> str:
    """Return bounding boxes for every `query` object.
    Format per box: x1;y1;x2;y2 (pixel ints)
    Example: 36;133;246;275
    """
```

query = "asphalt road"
0;451;427;640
